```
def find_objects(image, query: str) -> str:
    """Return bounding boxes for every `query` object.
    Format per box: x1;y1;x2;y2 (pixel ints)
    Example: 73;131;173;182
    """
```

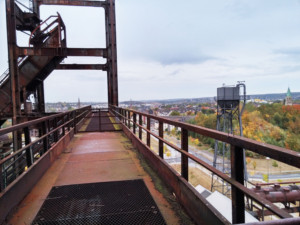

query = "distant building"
78;98;81;108
285;87;293;106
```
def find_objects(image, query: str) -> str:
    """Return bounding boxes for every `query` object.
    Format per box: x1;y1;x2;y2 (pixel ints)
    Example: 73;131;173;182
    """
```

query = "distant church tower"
77;98;81;108
285;87;293;106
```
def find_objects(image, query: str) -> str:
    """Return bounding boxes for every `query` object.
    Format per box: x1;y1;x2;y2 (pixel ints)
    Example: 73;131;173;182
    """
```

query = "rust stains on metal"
110;106;300;224
8;132;185;225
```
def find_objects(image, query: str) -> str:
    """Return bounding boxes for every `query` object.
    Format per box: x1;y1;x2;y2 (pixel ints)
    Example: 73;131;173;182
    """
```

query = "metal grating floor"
85;112;117;132
32;179;166;225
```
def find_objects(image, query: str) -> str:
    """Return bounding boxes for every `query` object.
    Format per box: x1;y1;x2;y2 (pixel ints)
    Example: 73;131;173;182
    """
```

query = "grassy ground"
166;132;300;175
246;157;299;175
129;125;299;185
171;164;212;190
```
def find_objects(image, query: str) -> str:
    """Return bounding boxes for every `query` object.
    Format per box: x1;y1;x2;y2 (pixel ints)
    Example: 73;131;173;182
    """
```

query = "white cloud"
1;0;300;103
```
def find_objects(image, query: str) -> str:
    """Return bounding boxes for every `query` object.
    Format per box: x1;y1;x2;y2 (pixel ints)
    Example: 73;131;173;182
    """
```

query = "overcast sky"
1;0;300;102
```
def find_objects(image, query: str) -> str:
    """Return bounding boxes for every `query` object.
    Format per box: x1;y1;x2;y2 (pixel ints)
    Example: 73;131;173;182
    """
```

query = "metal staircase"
0;13;66;117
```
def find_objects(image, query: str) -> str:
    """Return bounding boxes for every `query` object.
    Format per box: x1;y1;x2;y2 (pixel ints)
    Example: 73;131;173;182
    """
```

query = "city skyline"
1;0;300;102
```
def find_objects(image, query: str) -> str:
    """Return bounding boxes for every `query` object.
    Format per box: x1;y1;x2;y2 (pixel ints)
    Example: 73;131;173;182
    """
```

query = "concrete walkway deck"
8;132;190;224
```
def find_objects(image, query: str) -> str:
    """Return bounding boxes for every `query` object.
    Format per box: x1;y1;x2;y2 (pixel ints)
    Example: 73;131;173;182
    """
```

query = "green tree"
170;111;180;116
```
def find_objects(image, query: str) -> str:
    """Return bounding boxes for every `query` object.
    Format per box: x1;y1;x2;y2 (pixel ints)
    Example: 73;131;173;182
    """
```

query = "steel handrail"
0;109;89;167
29;15;59;46
110;106;300;169
0;106;91;191
0;57;27;88
0;106;90;136
110;106;300;220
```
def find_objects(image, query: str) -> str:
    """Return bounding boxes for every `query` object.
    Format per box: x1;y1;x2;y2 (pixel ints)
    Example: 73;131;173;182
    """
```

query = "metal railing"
0;57;28;89
79;108;122;132
29;13;66;48
0;106;90;191
110;105;300;224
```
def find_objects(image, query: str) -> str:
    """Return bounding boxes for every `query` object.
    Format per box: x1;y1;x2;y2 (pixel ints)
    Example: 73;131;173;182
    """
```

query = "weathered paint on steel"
122;124;230;225
0;128;75;224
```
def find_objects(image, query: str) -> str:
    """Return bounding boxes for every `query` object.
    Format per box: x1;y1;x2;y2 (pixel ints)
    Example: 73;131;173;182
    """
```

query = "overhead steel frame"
6;0;118;149
32;0;119;107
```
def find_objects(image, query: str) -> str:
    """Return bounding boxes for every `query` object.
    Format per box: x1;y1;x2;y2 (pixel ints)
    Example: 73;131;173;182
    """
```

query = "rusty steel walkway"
8;132;189;225
79;109;122;132
0;107;300;225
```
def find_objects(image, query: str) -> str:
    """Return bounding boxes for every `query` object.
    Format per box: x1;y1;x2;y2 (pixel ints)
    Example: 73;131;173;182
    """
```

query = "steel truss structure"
2;0;118;149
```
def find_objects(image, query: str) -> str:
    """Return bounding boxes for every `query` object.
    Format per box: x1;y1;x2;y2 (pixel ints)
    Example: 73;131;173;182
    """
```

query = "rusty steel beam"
6;0;22;151
110;106;294;219
56;64;107;70
17;47;108;57
0;127;75;224
0;106;91;136
253;190;300;203
106;0;118;106
158;121;163;158
138;114;142;140
147;117;150;147
37;82;45;113
133;113;136;134
181;128;189;181
121;124;230;225
37;0;106;7
231;145;245;224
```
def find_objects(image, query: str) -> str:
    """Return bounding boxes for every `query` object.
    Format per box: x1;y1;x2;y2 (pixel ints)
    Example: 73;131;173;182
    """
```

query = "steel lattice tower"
211;82;248;197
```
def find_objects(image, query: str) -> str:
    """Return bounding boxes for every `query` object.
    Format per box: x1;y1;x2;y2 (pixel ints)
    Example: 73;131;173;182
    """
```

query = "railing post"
99;109;102;132
0;164;3;191
42;121;49;153
124;110;127;126
62;115;65;136
53;118;58;142
231;145;245;224
147;117;151;147
67;113;70;131
73;111;77;133
159;121;164;158
181;128;189;181
120;109;125;123
24;127;33;167
133;113;136;134
128;111;131;129
139;114;142;140
118;108;121;121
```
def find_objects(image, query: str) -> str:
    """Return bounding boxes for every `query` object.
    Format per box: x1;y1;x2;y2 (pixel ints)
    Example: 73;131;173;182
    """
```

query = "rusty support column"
37;82;45;113
147;117;150;147
128;111;131;129
42;121;48;153
105;0;118;106
231;145;245;224
53;118;58;142
139;114;142;140
121;109;124;123
99;109;102;132
181;128;189;181
73;111;77;133
133;113;136;134
159;121;163;158
22;87;28;115
24;127;33;167
67;113;70;131
33;0;40;15
62;115;65;136
124;110;127;126
6;0;22;151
